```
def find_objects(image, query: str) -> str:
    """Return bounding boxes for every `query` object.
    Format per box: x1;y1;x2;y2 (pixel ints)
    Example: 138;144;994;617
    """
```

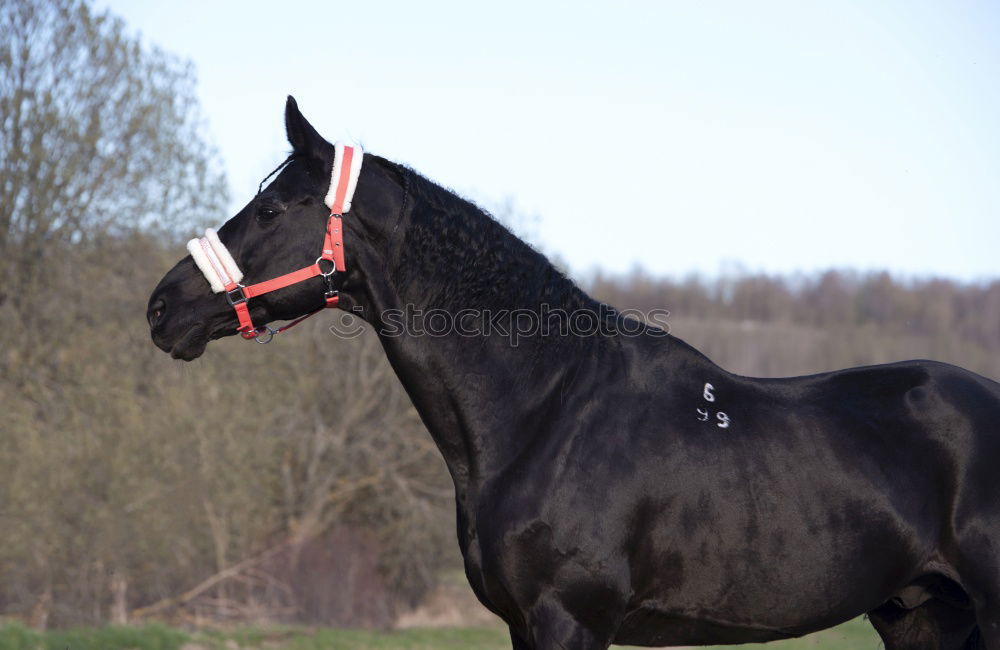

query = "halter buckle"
226;285;247;306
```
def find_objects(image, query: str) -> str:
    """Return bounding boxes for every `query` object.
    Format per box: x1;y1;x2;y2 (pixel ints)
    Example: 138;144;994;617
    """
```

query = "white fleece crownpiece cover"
186;228;244;293
324;141;364;213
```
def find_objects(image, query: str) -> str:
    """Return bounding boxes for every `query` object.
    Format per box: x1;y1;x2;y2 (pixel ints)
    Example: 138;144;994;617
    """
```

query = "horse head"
147;97;355;360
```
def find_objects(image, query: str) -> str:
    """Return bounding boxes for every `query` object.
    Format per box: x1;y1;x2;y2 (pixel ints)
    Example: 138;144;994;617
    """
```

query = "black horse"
148;97;1000;650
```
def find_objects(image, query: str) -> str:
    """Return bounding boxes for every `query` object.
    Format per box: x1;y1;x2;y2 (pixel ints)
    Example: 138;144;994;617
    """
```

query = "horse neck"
339;159;609;506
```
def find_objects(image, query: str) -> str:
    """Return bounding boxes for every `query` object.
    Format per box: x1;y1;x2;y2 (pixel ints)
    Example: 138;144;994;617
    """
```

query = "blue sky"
100;0;1000;282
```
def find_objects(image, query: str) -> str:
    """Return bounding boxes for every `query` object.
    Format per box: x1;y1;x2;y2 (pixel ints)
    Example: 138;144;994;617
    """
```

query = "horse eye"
257;206;281;221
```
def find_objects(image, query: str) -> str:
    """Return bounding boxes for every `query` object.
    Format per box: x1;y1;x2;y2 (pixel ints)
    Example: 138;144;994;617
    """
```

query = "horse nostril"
148;298;166;328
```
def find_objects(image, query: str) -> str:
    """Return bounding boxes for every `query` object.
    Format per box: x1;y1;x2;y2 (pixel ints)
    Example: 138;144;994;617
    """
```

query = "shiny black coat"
149;97;1000;650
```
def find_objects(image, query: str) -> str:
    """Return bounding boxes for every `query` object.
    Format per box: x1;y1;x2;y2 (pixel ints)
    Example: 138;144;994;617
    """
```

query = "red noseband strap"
187;142;363;343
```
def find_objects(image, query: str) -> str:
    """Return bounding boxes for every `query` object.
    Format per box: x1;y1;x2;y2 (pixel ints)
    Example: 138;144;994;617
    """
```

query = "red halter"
226;207;345;342
189;144;361;343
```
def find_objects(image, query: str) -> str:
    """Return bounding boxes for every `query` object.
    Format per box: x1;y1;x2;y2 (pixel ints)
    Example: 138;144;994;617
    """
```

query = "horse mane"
375;157;608;319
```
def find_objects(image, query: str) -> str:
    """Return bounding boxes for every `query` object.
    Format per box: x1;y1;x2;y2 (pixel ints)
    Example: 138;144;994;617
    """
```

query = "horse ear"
284;96;334;162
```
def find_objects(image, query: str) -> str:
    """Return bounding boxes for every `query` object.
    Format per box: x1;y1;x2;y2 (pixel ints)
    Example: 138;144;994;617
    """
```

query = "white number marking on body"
696;382;732;428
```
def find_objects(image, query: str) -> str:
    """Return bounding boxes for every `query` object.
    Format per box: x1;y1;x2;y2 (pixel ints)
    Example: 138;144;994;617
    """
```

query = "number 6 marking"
703;383;715;402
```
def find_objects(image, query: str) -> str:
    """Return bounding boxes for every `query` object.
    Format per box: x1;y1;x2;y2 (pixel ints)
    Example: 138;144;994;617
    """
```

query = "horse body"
459;331;999;647
148;97;1000;649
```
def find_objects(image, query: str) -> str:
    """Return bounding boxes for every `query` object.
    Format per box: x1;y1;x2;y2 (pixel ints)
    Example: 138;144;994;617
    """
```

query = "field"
0;618;881;650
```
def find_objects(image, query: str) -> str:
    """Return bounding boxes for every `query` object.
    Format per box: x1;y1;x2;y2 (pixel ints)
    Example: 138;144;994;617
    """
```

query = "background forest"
2;0;998;635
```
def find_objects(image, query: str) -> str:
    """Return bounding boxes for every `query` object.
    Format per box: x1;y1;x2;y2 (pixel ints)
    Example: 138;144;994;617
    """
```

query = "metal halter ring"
315;257;337;277
254;325;277;344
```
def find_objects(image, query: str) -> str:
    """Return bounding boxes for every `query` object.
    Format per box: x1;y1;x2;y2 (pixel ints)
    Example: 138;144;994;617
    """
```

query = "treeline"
591;268;1000;380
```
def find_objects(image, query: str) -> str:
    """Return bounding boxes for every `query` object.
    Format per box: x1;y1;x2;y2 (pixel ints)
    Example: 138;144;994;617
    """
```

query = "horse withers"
148;96;1000;650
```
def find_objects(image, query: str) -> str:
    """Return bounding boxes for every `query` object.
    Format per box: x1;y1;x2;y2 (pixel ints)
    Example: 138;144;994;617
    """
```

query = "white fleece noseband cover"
187;141;363;294
187;228;243;293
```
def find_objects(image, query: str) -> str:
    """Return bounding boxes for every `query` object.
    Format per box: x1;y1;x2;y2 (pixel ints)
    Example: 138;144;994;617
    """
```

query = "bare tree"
0;0;227;309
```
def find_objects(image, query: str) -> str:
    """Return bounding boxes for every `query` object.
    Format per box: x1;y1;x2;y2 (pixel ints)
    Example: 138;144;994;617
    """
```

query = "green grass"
0;618;881;650
0;623;188;650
